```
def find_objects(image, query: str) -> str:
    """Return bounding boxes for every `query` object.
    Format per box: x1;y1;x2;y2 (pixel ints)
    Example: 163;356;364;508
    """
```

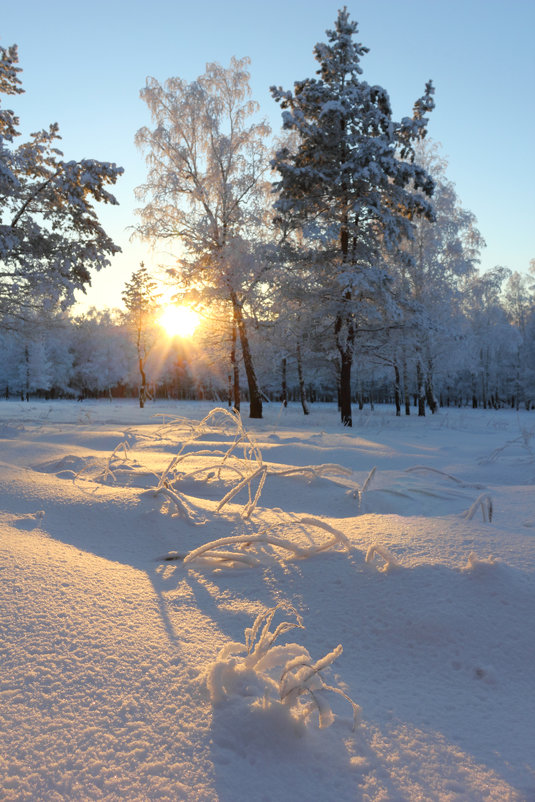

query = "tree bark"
296;342;309;415
335;303;355;427
231;291;262;419
416;360;426;417
402;353;410;416
138;356;147;409
230;317;240;412
394;363;401;416
425;358;438;414
281;356;288;408
339;348;353;426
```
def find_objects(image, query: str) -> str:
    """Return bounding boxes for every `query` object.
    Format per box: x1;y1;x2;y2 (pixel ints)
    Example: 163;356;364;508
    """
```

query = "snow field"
1;400;534;801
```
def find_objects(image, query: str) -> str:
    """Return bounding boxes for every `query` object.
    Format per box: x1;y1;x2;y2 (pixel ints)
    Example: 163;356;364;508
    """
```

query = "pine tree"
271;8;435;425
122;264;161;408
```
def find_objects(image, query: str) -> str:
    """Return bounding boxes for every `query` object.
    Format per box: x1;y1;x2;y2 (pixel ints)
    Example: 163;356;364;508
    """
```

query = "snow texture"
1;399;535;801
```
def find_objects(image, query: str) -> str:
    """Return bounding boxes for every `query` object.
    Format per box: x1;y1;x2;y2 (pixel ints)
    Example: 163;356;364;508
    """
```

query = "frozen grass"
404;465;485;489
203;604;360;730
365;544;401;572
180;516;350;568
462;493;494;522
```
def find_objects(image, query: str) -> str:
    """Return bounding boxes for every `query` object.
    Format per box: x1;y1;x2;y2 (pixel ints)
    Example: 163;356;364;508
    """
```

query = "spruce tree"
271;8;435;425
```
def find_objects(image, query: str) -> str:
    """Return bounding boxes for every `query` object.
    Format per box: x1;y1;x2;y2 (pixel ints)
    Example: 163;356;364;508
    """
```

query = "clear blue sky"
2;0;534;311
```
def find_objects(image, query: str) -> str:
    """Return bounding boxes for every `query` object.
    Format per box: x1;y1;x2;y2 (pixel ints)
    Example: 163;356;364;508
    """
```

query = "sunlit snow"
1;400;534;801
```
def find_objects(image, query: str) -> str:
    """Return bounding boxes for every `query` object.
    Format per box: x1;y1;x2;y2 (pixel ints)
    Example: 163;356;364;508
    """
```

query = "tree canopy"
0;44;123;325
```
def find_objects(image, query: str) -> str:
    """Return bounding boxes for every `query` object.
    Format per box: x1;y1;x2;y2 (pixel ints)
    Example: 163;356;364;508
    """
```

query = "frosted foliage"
135;57;270;299
0;45;122;320
203;605;360;730
271;8;435;251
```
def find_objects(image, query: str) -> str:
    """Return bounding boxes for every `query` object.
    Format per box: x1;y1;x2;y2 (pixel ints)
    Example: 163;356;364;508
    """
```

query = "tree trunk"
281;357;288;408
394;363;401;416
138;356;146;409
24;345;30;402
230;318;240;412
339;350;352;426
425;358;438;414
416;360;426;417
296;342;309;415
231;291;262;419
335;306;355;427
402;354;410;416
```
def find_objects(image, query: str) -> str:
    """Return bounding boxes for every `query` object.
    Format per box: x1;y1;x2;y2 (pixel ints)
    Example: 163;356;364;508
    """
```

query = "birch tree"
135;58;270;418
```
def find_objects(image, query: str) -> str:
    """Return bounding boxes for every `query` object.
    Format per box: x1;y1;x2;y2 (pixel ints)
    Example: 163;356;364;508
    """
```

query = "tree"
70;309;130;400
271;8;435;425
502;270;534;408
122;264;161;408
390;140;484;415
0;44;123;324
463;267;516;408
135;57;271;418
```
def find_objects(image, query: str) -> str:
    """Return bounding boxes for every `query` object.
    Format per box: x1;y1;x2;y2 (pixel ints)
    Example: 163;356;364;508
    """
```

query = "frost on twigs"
202;605;360;731
153;407;265;520
347;466;376;509
479;425;535;466
149;407;351;522
462;494;493;523
365;544;401;573
182;517;350;568
404;465;485;489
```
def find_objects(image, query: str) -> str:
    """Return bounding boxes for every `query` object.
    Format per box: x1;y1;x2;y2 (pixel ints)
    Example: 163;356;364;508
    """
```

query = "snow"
1;399;534;801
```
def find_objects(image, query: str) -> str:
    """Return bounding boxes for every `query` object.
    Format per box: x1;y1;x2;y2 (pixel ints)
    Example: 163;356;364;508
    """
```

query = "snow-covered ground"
1;399;534;802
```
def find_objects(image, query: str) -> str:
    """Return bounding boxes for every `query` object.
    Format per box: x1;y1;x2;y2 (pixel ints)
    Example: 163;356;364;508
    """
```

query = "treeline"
1;264;534;413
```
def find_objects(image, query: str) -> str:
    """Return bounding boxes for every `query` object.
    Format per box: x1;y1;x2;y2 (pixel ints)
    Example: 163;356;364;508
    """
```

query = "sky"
2;0;534;312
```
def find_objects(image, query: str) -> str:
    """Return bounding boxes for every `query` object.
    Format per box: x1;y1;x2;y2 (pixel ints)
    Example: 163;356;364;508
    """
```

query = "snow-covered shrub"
203;605;359;730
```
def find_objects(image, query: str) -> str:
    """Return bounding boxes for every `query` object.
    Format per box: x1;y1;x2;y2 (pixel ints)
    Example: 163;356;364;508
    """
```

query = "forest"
1;11;533;424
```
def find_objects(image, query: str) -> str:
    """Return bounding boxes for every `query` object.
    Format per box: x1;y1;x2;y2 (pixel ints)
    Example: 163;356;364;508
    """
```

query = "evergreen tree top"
314;6;369;83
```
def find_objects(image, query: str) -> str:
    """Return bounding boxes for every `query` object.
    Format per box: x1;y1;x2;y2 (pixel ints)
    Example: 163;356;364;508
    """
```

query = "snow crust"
1;399;534;801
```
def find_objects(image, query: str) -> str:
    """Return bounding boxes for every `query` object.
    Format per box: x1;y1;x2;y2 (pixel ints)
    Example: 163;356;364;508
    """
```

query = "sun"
158;305;200;338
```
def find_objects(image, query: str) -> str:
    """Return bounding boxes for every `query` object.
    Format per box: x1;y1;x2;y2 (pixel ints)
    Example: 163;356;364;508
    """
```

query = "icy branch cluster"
202;604;360;730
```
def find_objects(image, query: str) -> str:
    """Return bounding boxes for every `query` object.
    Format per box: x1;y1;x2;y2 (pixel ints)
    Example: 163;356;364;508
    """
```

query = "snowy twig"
182;518;350;567
405;465;485;489
348;466;377;509
365;544;401;572
462;494;493;523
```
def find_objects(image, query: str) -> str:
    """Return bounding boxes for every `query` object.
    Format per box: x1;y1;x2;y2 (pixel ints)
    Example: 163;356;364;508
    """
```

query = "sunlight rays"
158;304;200;339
